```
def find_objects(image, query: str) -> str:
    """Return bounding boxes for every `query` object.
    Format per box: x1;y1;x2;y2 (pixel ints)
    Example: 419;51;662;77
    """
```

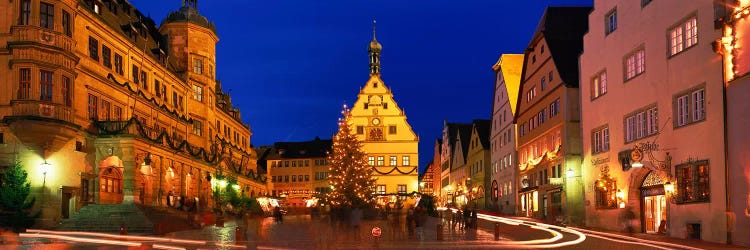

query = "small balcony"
10;100;74;123
9;25;76;52
4;100;79;152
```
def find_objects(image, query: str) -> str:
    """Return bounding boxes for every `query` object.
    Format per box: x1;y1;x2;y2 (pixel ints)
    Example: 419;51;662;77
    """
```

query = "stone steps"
54;203;154;234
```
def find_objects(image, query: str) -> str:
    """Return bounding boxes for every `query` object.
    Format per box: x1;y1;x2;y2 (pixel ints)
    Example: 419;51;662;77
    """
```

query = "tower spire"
368;19;382;75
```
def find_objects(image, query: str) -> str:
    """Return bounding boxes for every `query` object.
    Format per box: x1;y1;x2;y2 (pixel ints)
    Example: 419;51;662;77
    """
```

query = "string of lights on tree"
324;105;377;208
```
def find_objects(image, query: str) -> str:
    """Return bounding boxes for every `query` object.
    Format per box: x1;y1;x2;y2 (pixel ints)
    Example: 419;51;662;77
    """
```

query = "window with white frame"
193;58;203;74
625;106;658;143
192;120;202;136
397;184;407;194
368;156;375;166
592;125;610;154
192;85;203;102
390;156;397;166
625;48;645;80
605;8;617;35
669;17;698;56
591;70;607;99
549;98;560;118
377;156;384;166
377;185;386;195
675;87;706;127
526;86;537;102
402;156;410;166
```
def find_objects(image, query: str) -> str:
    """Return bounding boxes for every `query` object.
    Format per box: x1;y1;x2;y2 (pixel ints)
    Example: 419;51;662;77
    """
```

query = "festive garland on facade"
223;156;267;183
372;166;418;175
107;73;194;123
95;117;218;163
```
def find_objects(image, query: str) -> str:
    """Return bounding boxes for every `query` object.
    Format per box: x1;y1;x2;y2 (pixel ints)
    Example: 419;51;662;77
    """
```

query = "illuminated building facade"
719;0;750;247
348;23;419;199
490;54;523;214
515;7;589;224
265;138;331;207
466;120;490;209
421;138;442;199
580;0;729;243
447;123;472;207
0;0;265;227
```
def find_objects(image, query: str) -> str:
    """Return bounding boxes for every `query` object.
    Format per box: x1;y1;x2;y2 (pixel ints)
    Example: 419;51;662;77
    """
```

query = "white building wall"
580;0;727;243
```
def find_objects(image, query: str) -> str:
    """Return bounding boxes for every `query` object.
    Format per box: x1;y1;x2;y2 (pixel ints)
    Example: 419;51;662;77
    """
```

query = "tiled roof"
266;137;332;160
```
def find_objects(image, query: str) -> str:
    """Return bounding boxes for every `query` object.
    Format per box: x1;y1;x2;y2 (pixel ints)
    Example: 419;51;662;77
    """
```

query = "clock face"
372;118;380;125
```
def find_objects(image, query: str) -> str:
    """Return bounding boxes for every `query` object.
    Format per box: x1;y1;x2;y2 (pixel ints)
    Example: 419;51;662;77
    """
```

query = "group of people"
449;206;479;230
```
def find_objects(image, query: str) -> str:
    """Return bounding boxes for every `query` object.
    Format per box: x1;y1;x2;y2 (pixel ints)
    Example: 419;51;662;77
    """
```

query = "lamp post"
40;161;52;208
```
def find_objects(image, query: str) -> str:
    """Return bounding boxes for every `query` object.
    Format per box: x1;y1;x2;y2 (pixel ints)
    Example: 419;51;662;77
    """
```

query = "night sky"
131;0;593;172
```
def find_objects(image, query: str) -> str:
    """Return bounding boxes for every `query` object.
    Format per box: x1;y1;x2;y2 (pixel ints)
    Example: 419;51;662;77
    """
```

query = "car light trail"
19;232;142;247
25;229;206;245
571;227;706;250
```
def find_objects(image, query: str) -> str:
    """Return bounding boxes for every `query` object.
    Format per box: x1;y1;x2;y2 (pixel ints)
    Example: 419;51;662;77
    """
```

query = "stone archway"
98;156;124;204
627;167;656;233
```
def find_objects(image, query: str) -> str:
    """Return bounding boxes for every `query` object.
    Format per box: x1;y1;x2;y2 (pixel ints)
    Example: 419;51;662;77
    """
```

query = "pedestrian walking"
463;206;471;230
471;208;478;229
350;207;362;240
618;206;636;235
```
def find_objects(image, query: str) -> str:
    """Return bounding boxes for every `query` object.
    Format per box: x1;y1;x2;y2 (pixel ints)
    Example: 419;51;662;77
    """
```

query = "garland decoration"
372;166;419;175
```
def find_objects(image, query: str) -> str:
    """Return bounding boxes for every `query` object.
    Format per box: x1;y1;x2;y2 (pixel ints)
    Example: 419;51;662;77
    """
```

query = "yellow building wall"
349;75;419;194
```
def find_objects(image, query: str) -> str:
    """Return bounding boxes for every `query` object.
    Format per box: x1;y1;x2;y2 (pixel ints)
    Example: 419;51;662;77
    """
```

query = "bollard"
494;222;500;241
155;223;164;235
436;223;443;241
120;226;128;235
235;226;245;243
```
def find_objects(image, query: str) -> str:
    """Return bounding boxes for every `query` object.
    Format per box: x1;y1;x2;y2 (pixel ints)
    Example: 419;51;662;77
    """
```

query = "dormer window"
128;23;138;40
93;2;101;14
107;1;117;14
139;23;148;38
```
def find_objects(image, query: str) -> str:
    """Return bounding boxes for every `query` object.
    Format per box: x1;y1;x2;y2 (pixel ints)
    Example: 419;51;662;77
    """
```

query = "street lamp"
40;161;52;179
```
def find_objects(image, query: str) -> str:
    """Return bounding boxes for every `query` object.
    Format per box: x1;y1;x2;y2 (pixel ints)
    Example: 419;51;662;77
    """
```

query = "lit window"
669;17;698;56
625;48;645;80
402;156;410;166
193;58;203;74
377;185;386;195
390;156;397;166
591;70;607;99
676;161;710;203
595;175;617;209
368;156;375;166
377;156;384;166
397;184;407;195
193;120;202;136
193;85;203;102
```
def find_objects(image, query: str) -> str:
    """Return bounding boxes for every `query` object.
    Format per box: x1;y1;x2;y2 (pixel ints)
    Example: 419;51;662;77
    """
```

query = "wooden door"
644;197;655;232
61;192;72;219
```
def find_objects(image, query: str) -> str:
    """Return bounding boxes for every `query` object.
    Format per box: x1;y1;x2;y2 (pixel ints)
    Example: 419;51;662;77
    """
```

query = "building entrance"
640;171;667;234
643;195;666;233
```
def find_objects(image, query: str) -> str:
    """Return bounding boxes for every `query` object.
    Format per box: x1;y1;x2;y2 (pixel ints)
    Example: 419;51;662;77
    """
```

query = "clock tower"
349;21;419;200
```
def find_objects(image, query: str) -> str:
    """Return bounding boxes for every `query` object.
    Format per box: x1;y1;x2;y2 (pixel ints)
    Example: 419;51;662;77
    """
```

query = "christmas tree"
325;105;376;209
0;161;39;232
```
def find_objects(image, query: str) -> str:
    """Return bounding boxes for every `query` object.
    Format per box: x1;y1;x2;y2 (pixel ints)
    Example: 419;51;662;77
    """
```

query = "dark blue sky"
131;0;593;172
